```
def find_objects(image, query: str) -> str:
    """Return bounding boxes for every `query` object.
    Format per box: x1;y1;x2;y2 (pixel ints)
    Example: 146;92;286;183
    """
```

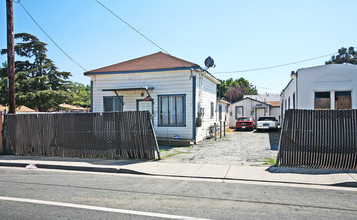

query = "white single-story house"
280;64;357;120
84;52;220;143
228;97;280;127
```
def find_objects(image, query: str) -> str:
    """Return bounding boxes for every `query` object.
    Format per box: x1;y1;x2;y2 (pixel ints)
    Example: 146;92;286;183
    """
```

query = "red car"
236;116;255;131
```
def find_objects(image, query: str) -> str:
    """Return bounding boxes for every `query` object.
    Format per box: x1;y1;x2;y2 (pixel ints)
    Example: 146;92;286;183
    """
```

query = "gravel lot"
159;130;280;166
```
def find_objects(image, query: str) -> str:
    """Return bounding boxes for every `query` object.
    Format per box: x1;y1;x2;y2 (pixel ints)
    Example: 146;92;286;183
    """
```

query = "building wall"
216;101;230;129
195;74;218;142
270;107;281;124
280;78;296;121
90;70;218;142
297;64;357;109
90;70;194;140
280;64;357;124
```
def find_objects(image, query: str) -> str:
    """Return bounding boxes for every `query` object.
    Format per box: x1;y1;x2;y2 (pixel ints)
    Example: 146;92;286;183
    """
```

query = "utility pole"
6;0;16;114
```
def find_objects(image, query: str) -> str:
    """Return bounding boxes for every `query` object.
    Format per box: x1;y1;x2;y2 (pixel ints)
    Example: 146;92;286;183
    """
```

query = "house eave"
231;97;273;107
84;66;201;76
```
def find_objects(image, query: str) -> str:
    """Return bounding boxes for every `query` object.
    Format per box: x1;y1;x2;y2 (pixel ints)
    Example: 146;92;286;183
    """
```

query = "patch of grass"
162;150;192;159
262;157;277;166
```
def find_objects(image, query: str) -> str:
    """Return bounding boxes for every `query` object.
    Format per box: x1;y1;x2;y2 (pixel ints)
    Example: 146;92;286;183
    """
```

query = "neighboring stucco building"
280;64;357;121
84;52;220;143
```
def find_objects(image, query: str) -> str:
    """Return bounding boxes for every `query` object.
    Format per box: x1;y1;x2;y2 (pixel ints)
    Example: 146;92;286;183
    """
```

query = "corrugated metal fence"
2;111;159;160
277;109;357;169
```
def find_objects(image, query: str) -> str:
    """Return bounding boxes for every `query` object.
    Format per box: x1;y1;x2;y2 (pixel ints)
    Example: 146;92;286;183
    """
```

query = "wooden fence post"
224;121;226;137
148;113;160;160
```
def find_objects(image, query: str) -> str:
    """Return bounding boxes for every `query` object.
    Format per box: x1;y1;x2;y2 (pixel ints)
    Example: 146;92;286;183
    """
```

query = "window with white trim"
159;95;185;126
103;96;123;112
314;91;330;110
335;91;351;110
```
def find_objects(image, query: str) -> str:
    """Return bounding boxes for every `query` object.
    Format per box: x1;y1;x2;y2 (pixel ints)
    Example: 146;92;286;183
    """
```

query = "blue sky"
1;0;356;93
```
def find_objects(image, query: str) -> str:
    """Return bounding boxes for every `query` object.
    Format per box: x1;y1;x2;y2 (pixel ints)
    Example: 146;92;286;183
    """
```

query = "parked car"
236;116;255;131
256;116;278;130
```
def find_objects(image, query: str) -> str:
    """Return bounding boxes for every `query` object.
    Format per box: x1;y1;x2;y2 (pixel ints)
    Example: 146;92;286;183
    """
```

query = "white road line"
0;196;210;220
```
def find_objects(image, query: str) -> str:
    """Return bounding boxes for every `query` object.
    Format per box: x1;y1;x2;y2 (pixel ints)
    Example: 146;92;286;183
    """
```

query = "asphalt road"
1;167;357;220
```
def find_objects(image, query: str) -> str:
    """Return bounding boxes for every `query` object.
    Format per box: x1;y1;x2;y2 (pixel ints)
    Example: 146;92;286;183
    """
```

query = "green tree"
69;82;91;108
1;33;73;111
217;77;258;103
326;47;357;65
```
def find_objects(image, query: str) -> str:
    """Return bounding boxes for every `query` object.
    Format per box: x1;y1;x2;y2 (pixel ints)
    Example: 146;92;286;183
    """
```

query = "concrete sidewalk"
0;155;356;187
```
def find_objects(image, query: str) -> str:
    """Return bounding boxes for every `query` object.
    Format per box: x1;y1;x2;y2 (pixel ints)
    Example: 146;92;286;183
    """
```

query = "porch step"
157;138;194;147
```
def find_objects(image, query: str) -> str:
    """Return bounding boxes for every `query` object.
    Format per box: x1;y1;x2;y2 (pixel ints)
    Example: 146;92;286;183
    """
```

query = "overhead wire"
212;52;338;74
95;0;170;55
94;0;206;79
16;1;87;72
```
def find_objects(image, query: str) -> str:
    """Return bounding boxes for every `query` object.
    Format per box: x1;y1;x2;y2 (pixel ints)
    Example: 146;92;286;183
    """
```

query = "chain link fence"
277;109;357;169
2;111;158;160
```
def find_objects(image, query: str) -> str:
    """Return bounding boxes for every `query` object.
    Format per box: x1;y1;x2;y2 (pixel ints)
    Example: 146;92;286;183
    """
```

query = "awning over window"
102;87;154;101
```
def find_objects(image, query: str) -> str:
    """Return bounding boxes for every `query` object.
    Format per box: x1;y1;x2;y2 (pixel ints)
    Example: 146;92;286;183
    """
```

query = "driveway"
159;130;280;166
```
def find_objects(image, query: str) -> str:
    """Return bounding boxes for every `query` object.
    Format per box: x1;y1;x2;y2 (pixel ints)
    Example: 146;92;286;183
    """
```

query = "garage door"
255;108;265;120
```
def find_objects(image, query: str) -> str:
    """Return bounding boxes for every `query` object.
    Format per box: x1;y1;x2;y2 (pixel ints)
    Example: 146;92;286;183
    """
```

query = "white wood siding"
195;75;218;142
90;70;194;140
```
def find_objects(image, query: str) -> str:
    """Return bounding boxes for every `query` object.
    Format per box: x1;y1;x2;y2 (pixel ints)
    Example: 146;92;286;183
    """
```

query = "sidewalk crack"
347;172;357;181
222;165;231;183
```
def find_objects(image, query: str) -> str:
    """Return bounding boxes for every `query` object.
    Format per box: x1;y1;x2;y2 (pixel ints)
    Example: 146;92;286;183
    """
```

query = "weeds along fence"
2;111;159;160
277;109;357;169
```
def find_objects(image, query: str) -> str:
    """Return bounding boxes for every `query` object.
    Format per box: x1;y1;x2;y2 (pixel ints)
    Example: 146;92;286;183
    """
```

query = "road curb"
1;162;356;188
0;162;119;173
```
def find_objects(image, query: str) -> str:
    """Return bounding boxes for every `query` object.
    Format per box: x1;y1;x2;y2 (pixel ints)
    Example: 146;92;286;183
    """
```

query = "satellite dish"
204;56;215;68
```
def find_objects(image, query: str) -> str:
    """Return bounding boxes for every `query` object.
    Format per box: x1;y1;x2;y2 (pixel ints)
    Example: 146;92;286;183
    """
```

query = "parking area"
159;130;280;166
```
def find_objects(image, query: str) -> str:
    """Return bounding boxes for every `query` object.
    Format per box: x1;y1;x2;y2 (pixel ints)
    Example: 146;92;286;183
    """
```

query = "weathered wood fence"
277;109;357;169
2;111;159;160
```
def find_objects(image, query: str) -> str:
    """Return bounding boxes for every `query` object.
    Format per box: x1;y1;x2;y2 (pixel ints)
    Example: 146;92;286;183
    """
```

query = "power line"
213;52;338;74
95;0;170;55
16;1;87;72
94;0;200;74
255;86;281;91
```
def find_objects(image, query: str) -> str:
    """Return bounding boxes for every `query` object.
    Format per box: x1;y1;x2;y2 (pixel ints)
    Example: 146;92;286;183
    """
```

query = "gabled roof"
59;104;89;111
231;97;273;107
84;52;200;75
